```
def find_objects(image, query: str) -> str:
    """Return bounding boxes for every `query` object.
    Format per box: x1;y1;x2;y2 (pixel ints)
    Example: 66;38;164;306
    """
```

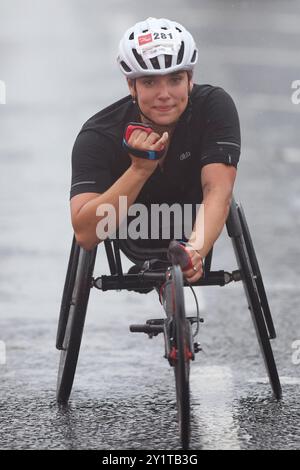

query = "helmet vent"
132;48;147;69
164;55;172;68
177;41;184;64
120;61;132;73
150;57;160;69
191;50;197;63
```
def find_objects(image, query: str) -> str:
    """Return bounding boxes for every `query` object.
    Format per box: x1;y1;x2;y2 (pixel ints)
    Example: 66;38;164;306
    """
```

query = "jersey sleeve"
70;130;114;199
199;88;241;169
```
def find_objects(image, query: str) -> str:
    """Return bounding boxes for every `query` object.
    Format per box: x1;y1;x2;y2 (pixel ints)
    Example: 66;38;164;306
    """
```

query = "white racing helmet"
117;17;198;78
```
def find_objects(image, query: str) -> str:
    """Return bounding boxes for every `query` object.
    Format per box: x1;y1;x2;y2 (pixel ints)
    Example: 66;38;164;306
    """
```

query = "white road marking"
184;286;206;313
190;366;241;450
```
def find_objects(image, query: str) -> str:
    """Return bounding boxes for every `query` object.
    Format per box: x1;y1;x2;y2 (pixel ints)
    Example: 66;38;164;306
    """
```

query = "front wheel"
171;265;191;449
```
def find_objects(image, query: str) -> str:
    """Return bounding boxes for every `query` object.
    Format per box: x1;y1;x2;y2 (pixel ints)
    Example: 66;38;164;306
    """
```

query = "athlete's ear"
187;72;194;94
127;78;136;99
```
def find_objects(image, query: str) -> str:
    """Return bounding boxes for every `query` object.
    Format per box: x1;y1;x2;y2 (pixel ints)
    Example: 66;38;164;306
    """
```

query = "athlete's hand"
129;129;168;175
168;240;204;284
182;249;204;284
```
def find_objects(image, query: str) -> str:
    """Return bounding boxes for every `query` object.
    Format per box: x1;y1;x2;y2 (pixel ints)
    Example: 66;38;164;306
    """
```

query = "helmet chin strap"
134;97;175;135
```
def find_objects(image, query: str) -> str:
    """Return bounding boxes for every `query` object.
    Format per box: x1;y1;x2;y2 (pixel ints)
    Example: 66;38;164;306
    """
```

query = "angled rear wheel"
229;201;282;399
238;203;276;339
56;236;80;350
56;245;97;403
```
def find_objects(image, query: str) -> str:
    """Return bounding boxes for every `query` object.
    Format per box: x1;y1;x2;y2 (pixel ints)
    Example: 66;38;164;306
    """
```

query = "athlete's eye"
171;75;183;84
142;79;154;86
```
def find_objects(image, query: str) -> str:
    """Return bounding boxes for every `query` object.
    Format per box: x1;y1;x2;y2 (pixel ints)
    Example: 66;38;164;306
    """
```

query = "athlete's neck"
140;114;176;137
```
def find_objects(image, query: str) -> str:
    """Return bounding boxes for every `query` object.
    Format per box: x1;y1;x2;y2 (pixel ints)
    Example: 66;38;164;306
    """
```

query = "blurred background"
0;0;300;450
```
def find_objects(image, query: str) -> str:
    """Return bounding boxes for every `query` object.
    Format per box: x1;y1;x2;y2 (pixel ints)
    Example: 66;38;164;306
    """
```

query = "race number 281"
153;32;173;40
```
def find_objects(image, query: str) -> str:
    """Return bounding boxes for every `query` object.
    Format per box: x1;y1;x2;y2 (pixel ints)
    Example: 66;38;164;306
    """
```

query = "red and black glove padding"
167;240;194;272
123;122;165;160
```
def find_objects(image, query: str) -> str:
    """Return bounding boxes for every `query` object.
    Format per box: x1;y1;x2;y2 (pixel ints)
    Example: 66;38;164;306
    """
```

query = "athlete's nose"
156;83;171;101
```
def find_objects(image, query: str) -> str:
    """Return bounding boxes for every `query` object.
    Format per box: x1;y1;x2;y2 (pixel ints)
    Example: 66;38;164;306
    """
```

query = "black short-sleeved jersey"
70;84;241;248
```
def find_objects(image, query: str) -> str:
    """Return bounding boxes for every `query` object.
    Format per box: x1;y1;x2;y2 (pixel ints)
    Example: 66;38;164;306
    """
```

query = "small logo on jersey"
138;33;153;46
179;151;191;161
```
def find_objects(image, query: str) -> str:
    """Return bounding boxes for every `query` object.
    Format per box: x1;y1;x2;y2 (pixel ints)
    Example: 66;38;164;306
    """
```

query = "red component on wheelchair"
169;346;193;362
185;345;193;360
169;346;177;362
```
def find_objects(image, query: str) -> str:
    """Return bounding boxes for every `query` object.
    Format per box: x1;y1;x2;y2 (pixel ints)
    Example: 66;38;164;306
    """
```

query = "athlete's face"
128;71;193;126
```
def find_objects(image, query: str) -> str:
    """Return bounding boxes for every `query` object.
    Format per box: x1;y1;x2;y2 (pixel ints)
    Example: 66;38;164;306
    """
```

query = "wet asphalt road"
1;0;300;450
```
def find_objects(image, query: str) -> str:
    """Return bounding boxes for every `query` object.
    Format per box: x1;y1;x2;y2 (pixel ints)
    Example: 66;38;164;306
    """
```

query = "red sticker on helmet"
138;33;153;46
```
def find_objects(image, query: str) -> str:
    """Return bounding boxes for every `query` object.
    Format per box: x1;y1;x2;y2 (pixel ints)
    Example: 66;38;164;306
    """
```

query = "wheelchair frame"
55;196;282;443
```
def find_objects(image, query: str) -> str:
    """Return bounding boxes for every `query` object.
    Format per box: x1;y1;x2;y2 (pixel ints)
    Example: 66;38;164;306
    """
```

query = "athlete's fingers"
132;131;161;148
183;251;203;279
145;132;162;145
128;129;150;146
128;129;168;152
152;131;169;150
184;264;203;283
185;272;203;284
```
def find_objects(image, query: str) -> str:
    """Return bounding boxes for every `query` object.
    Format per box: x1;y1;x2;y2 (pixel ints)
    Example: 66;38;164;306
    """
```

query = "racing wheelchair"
55;196;282;449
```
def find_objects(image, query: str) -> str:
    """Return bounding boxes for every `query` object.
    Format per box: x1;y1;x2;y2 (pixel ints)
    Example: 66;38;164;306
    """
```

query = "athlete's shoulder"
191;84;239;126
191;83;236;106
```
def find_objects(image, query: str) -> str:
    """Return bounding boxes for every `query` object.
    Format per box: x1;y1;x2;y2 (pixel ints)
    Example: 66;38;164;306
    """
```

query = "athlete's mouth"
154;106;174;112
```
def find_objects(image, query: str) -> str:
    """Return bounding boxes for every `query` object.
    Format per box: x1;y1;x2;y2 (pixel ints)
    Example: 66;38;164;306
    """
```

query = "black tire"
56;236;80;350
171;265;191;449
237;203;276;339
231;231;282;399
56;246;97;404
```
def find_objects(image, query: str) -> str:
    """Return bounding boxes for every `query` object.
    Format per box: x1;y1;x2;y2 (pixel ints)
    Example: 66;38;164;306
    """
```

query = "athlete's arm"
184;163;236;283
71;167;151;250
71;129;167;251
183;87;240;283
